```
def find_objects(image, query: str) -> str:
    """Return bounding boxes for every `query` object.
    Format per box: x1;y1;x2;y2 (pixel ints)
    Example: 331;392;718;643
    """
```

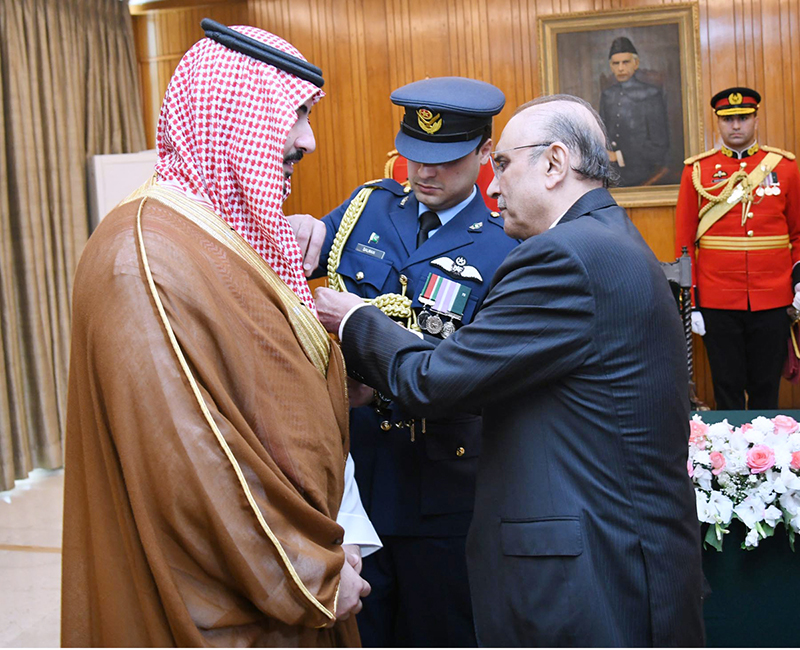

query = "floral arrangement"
688;414;800;551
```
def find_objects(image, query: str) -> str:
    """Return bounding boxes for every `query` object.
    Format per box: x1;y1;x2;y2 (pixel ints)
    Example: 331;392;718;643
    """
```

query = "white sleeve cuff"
338;302;370;341
337;454;382;556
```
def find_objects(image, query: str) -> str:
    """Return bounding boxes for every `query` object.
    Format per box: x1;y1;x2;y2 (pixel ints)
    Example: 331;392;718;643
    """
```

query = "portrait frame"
538;3;702;208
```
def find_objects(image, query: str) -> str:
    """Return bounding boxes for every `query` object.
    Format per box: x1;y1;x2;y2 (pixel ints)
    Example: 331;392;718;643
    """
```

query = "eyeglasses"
489;143;554;177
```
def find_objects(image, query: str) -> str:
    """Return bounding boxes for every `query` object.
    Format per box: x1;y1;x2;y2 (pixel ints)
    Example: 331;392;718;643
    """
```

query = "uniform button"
404;186;412;193
747;230;754;237
456;447;465;457
746;212;753;218
380;420;392;431
490;211;500;218
355;271;364;281
399;274;408;283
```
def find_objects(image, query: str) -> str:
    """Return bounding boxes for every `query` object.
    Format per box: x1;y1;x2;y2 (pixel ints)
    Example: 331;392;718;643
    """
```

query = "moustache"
497;198;506;210
284;150;304;165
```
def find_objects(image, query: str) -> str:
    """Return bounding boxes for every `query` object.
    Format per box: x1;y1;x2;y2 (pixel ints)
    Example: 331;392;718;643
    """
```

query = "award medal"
756;171;780;197
417;272;471;338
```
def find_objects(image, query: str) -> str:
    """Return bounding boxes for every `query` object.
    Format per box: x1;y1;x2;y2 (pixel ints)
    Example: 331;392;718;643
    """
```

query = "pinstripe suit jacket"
340;188;705;646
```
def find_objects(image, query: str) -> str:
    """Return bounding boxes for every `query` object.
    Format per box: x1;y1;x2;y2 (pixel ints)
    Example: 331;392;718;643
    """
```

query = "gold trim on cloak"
123;180;339;623
127;180;331;375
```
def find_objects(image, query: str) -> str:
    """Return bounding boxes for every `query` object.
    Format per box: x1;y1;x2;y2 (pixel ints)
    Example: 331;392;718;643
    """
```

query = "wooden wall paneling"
132;2;248;147
130;0;800;409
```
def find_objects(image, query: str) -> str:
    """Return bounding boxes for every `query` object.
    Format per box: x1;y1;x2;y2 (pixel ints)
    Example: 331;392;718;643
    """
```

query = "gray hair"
514;94;619;188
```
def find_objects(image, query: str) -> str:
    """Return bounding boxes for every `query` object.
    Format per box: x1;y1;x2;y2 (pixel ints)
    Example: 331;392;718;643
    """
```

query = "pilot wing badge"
431;255;483;282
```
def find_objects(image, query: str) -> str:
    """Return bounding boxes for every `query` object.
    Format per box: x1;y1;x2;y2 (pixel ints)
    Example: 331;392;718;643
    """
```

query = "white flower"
695;491;714;524
767;468;800;494
782;469;800;491
779;490;800;516
708;421;734;443
754;481;777;504
708;491;734;524
690;415;800;548
764;505;783;528
773;444;793;471
693;465;713;492
744;527;761;548
734;495;767;528
728;430;750;451
750;416;775;436
693;450;711;467
788;433;800;452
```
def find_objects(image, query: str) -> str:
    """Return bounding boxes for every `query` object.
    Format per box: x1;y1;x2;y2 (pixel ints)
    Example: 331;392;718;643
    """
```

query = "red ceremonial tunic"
675;146;800;311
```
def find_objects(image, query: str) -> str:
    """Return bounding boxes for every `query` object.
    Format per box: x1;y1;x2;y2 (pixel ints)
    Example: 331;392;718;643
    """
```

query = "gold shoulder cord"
134;195;337;623
327;187;420;331
692;162;751;221
693;151;784;239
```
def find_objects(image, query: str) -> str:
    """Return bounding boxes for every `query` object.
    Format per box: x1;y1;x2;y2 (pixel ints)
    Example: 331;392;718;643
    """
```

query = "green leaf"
704;524;723;552
758;522;776;539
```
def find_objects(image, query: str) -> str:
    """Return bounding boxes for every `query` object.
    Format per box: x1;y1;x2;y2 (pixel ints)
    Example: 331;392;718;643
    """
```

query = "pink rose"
689;420;708;450
773;415;800;436
710;451;726;475
687;459;694;478
747;445;776;474
740;423;753;433
791;451;800;471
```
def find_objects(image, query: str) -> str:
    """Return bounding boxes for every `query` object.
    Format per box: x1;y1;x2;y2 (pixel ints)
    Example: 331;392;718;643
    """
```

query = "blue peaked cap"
391;77;505;164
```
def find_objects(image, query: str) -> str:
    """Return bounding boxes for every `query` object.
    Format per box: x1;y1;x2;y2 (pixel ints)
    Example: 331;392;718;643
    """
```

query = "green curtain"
0;0;146;491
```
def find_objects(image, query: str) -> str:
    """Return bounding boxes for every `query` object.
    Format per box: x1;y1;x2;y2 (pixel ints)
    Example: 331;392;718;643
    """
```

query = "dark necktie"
416;211;441;248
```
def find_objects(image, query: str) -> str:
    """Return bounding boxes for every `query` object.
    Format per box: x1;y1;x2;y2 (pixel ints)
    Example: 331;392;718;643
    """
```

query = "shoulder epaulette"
683;149;717;165
362;177;408;196
762;145;795;161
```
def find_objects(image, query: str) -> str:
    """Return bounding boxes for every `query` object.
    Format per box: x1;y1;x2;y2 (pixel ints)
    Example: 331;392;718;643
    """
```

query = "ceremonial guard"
297;77;517;646
675;87;800;409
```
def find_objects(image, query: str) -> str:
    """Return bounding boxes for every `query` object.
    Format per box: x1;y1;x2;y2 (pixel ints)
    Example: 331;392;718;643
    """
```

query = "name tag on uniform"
356;243;385;259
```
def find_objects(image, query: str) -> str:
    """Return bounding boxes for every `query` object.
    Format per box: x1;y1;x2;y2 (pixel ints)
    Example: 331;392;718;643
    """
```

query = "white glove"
793;290;800;312
691;310;706;336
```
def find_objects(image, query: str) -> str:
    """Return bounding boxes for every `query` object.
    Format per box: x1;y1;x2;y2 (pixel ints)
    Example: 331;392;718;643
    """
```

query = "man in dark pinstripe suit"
316;95;705;647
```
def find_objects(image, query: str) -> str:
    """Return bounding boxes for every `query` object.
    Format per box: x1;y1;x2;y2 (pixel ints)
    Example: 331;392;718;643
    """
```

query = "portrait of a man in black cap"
598;36;670;187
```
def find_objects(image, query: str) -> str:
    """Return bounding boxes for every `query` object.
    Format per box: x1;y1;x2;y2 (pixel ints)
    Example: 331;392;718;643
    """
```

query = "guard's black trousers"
701;306;790;410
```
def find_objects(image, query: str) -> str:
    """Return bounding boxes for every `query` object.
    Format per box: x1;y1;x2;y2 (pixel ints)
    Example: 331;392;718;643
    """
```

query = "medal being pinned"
417;272;471;338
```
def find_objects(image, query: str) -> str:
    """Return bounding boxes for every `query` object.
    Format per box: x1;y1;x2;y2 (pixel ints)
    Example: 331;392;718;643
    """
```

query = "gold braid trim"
691;162;751;221
135;184;331;374
134;197;336;623
327;187;420;331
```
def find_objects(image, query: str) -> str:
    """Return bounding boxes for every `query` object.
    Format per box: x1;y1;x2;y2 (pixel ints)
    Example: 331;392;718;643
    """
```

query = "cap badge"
417;108;443;135
729;92;743;106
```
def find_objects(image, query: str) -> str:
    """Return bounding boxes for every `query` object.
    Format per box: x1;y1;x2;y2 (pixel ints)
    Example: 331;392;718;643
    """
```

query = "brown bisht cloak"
61;185;358;646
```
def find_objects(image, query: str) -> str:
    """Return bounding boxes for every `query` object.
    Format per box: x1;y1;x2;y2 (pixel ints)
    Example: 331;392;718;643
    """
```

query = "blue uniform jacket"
315;178;518;536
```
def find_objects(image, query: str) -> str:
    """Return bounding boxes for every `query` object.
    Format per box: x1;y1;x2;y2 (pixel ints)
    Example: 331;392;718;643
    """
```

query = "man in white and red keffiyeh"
61;22;377;647
154;24;322;311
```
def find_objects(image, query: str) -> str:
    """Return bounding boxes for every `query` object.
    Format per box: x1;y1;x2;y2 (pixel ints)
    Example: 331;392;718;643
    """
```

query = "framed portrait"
538;3;702;207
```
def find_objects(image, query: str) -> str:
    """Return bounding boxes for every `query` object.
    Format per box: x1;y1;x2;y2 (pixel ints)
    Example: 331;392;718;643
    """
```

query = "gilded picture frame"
538;3;702;208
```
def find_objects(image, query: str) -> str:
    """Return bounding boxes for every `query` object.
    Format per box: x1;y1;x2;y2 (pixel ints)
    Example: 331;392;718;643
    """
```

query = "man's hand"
315;287;364;334
286;214;326;277
342;543;363;575
335;551;371;621
347;378;374;408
